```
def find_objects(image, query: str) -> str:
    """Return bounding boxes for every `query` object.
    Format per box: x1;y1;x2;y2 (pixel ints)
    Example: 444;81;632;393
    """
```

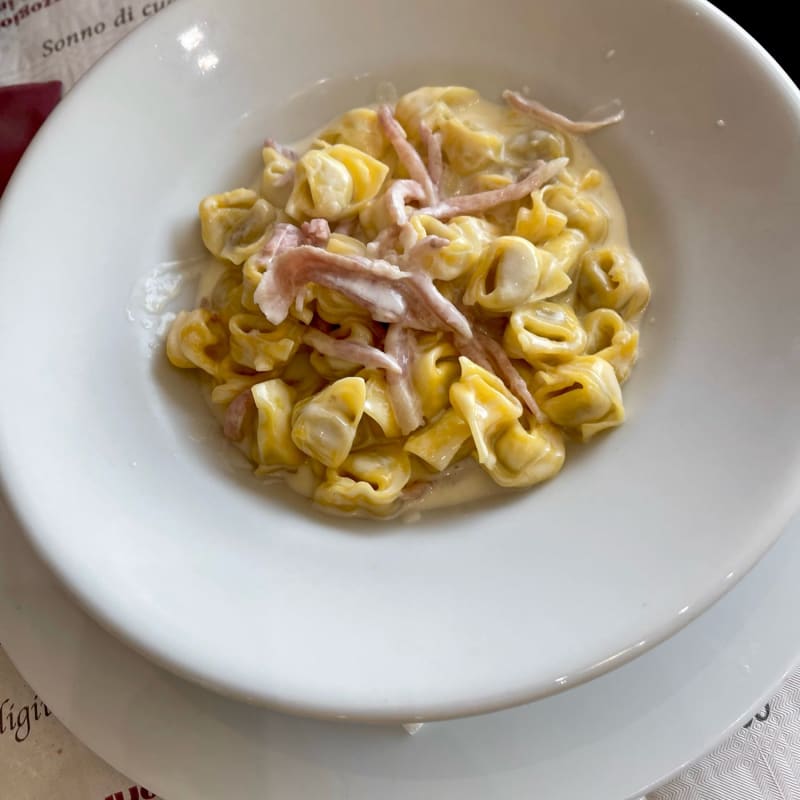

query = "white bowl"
1;0;799;722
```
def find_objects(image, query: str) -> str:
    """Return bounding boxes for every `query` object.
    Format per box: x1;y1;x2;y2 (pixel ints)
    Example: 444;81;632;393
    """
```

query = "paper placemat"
2;2;799;798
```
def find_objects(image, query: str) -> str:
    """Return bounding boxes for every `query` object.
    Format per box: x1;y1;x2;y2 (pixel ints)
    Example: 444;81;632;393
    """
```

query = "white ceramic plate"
1;0;800;720
2;496;800;799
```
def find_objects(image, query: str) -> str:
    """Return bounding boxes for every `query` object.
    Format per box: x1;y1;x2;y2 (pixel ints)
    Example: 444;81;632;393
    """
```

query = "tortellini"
394;86;481;143
449;358;523;468
489;414;565;488
582;308;639;382
261;146;295;208
252;379;305;470
543;182;608;243
578;247;651;319
533;356;625;441
464;236;571;312
199;189;276;265
286;144;389;221
449;359;564;487
410;333;460;420
166;85;649;518
360;369;402;439
514;188;568;244
166;308;227;377
228;313;301;372
504;301;587;367
404;409;472;471
540;228;589;277
439;116;504;175
290;377;366;467
315;445;412;516
318;108;389;159
405;214;497;281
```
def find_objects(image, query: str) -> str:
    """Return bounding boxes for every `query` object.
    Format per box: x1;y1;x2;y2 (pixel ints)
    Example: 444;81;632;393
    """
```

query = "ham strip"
301;218;331;247
256;222;305;264
254;220;330;267
452;301;545;421
385;324;424;434
406;234;449;264
419;157;569;220
385;179;427;225
420;122;443;190
503;90;624;134
254;247;472;338
303;327;401;374
472;331;545;421
367;224;402;257
223;390;256;441
378;105;438;204
334;217;358;236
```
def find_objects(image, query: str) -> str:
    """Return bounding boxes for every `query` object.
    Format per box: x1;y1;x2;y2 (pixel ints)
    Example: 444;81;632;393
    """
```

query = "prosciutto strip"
503;90;624;134
377;104;438;204
254;247;472;338
223;390;256;441
452;298;544;421
301;218;331;247
475;331;547;422
405;234;449;264
419;121;443;190
334;217;358;236
419;157;569;220
256;223;306;263
303;327;401;374
254;219;330;267
384;179;427;225
385;324;424;434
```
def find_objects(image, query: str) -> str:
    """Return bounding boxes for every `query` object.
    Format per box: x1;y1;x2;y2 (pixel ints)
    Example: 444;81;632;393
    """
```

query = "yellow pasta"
166;308;228;377
487;414;565;488
251;379;305;470
439;116;504;175
464;235;571;312
360;369;402;439
315;444;412;515
318;107;389;159
582;308;639;382
405;408;473;472
533;356;625;441
199;188;275;265
578;246;651;319
514;188;568;244
286;144;389;221
394;86;481;141
228;313;301;372
166;85;649;517
410;333;460;420
260;146;295;207
504;301;587;367
544;182;609;243
449;357;523;467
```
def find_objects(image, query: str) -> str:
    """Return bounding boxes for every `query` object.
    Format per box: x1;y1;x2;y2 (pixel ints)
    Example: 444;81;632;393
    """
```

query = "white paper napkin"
649;669;800;799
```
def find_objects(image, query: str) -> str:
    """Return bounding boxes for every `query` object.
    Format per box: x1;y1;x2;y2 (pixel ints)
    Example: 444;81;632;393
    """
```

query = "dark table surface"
715;2;796;82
